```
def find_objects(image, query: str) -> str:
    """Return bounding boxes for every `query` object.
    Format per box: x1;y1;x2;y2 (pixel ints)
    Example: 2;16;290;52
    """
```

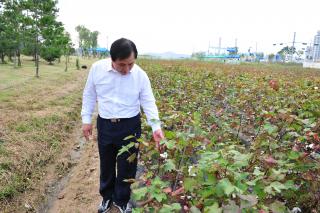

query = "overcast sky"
57;0;320;55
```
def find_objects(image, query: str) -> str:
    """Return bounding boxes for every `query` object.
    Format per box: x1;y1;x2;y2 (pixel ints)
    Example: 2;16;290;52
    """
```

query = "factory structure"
303;31;320;68
305;31;320;62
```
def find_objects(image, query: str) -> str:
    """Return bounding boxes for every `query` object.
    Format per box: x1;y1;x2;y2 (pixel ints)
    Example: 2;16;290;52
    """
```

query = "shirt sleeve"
81;65;97;124
139;72;161;132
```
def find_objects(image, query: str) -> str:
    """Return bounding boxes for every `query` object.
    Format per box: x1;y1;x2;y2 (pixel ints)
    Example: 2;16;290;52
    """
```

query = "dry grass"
0;56;97;211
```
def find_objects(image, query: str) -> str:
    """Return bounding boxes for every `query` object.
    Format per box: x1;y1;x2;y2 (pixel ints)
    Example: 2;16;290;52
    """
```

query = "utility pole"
313;39;316;62
292;32;296;62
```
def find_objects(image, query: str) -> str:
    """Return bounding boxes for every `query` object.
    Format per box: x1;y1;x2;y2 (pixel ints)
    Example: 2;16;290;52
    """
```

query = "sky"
56;0;320;55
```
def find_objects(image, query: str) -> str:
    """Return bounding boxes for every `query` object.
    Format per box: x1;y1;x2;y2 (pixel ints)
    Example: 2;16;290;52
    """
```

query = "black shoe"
114;202;132;213
98;199;112;213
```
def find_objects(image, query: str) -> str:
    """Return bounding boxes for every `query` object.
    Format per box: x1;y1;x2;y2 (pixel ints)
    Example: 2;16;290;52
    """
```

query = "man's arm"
139;72;164;149
81;66;97;140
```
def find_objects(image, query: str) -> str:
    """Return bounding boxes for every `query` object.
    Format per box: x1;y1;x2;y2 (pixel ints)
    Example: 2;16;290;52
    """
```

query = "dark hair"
110;38;138;61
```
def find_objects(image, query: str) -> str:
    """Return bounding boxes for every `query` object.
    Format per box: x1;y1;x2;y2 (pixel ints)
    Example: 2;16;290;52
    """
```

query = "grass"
0;55;97;209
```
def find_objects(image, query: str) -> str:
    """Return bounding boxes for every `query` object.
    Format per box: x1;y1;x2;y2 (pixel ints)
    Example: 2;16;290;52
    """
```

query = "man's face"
112;52;135;75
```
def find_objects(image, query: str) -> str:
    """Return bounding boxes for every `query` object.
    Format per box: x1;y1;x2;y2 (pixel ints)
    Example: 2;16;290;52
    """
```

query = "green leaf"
200;187;215;198
264;181;287;195
222;200;241;213
153;192;167;202
288;151;301;160
190;206;201;213
123;135;135;140
216;178;235;196
184;177;197;192
203;173;217;186
132;187;148;200
117;142;135;157
164;139;176;150
232;152;251;168
204;202;222;213
132;208;144;213
164;159;176;172
159;203;181;213
164;130;176;139
253;167;264;177
263;123;278;134
127;153;137;163
239;194;258;209
284;180;296;190
269;201;288;213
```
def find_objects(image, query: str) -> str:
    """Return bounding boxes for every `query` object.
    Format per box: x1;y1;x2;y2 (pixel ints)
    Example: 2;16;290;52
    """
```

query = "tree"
75;25;100;57
277;46;296;62
90;30;99;56
75;25;90;56
2;0;26;67
268;53;275;62
58;31;73;71
191;51;206;59
40;20;65;64
0;2;7;63
1;0;72;72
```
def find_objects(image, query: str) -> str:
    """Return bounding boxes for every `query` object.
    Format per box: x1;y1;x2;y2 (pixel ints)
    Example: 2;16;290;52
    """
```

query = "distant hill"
142;51;191;59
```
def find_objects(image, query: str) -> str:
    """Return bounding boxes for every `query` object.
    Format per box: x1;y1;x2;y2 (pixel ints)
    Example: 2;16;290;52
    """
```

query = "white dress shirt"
81;58;161;132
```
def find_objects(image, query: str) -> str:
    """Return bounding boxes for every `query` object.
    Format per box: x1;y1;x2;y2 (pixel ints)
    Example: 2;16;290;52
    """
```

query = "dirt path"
37;120;122;213
46;132;100;213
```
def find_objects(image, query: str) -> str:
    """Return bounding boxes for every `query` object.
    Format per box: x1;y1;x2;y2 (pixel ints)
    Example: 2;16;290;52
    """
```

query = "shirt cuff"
82;115;92;124
151;122;161;133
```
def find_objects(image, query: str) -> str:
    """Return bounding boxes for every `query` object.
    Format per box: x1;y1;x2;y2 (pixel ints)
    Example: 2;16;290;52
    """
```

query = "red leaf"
292;144;300;151
163;187;172;194
171;186;184;196
210;123;218;131
145;180;151;186
269;79;279;91
264;156;277;166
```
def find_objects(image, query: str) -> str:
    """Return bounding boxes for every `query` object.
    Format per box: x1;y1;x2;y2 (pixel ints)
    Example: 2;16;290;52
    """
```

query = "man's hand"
82;124;92;141
153;129;165;152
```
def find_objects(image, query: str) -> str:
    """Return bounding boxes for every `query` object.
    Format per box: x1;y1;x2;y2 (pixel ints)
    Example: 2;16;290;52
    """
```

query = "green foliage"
75;25;99;57
0;0;73;73
132;60;320;212
40;45;61;64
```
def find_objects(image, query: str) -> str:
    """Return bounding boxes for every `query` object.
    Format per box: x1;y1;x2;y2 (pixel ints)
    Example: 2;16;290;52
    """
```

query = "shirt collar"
106;59;115;72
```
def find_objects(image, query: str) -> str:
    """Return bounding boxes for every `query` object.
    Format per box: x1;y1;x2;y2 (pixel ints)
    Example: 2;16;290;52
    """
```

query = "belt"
110;118;121;123
103;114;140;123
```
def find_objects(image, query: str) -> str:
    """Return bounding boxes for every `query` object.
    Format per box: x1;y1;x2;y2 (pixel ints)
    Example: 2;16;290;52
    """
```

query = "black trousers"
96;114;141;206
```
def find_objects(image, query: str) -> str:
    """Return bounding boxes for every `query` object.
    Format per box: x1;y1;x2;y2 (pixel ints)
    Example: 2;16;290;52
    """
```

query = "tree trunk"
65;55;68;72
0;52;5;64
14;50;17;68
9;53;13;62
35;36;39;77
17;49;21;67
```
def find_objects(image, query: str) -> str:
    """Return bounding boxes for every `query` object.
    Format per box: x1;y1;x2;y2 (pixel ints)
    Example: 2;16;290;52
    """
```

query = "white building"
313;31;320;62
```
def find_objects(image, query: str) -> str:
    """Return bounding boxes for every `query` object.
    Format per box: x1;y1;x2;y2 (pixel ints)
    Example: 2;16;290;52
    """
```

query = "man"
81;38;164;213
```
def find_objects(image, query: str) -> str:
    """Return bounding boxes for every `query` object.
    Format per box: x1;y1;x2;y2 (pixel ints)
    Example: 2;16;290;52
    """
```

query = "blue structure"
88;47;109;54
203;54;240;59
95;47;109;53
